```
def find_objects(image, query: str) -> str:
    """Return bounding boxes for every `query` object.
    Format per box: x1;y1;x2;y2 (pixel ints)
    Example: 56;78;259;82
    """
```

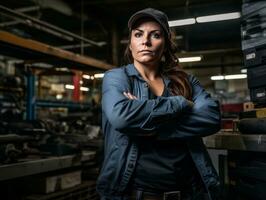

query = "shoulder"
187;74;207;99
104;66;128;80
104;66;126;76
102;65;133;90
102;65;132;91
187;74;201;86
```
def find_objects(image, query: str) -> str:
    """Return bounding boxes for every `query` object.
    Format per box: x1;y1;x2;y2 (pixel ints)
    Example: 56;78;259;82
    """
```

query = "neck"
133;61;160;81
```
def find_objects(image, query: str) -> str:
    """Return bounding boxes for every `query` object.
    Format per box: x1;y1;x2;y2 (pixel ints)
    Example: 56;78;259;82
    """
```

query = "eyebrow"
133;28;162;33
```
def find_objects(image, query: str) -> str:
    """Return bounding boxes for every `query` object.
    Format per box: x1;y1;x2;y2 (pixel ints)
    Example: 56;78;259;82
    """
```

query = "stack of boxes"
242;0;266;105
227;2;266;199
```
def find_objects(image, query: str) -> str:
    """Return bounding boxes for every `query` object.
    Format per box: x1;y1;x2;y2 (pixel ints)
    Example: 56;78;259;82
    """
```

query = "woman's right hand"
187;100;194;108
123;91;138;100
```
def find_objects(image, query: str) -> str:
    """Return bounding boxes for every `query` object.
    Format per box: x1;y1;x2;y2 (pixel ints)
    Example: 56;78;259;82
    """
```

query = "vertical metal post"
80;0;84;55
26;68;36;120
112;21;119;66
73;71;80;102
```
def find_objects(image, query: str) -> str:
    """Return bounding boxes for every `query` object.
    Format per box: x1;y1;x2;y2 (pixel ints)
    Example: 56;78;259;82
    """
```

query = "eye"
134;32;142;38
151;32;161;39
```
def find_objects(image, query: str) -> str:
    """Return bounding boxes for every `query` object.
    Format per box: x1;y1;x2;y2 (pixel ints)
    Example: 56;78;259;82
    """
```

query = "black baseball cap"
128;8;170;38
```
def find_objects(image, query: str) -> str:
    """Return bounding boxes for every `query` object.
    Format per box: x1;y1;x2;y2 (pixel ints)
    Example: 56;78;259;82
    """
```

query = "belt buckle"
163;191;180;200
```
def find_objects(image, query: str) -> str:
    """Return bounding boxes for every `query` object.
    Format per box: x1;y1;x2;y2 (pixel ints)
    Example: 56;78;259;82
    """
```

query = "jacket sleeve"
157;75;221;139
102;68;191;136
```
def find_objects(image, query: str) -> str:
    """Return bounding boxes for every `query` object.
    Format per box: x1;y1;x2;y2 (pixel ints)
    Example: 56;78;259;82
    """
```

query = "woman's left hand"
123;92;138;100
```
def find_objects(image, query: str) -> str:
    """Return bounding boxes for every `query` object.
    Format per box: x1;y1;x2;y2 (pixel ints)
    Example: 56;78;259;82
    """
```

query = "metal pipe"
0;5;102;47
59;43;92;50
16;6;40;13
80;0;84;55
0;6;40;27
24;20;74;41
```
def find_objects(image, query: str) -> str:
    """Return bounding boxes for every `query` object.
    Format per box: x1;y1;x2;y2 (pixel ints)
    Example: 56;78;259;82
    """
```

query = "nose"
141;34;151;46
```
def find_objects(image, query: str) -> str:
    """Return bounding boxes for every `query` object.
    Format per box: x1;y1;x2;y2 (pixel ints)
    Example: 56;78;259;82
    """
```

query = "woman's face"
130;19;165;66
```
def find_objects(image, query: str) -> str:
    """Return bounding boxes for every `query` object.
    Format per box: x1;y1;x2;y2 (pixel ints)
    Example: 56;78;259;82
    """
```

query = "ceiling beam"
0;31;113;70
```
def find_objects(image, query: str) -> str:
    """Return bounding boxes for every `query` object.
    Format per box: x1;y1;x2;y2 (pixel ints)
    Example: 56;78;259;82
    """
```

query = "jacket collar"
125;64;171;86
125;64;139;77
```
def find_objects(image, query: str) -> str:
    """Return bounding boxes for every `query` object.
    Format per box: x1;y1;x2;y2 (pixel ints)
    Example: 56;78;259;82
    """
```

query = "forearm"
102;70;191;135
157;105;221;140
156;75;221;140
103;92;190;135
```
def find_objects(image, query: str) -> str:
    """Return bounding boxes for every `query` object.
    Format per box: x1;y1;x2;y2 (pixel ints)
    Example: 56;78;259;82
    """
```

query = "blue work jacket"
97;64;221;200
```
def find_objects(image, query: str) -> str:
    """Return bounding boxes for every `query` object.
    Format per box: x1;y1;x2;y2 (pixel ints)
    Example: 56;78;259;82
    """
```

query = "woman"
97;8;221;200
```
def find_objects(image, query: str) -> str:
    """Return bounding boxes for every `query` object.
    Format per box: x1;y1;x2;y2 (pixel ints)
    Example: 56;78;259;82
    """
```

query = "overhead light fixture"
56;94;63;100
83;74;101;79
225;74;247;80
80;87;89;92
211;75;225;80
82;74;91;79
168;12;240;27
196;12;241;23
178;56;201;63
94;73;105;79
168;18;196;27
31;62;53;68
65;85;90;91
241;68;247;73
175;35;184;40
56;68;69;71
65;84;74;89
210;74;247;80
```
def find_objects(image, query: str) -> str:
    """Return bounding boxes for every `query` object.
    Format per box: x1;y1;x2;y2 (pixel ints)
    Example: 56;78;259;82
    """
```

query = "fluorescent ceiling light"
65;84;74;89
168;18;196;27
83;74;103;79
65;85;90;91
211;75;225;80
225;74;247;80
94;73;105;78
32;63;53;68
80;87;89;91
210;74;247;81
196;12;241;23
56;94;63;100
55;68;69;71
241;68;247;73
178;56;201;63
175;35;184;40
83;74;91;79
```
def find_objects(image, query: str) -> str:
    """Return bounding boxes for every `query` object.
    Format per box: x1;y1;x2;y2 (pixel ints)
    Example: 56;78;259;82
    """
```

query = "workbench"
0;151;96;181
204;132;266;200
204;132;266;152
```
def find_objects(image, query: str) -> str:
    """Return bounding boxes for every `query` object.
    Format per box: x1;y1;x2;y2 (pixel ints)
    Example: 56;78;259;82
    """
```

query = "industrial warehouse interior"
0;0;265;199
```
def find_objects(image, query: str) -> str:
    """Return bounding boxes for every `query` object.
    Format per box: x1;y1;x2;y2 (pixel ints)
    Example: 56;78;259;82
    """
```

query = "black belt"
130;189;181;200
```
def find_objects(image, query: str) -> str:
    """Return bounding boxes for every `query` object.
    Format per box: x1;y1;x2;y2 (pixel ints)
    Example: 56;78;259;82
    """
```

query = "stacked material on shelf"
242;0;266;105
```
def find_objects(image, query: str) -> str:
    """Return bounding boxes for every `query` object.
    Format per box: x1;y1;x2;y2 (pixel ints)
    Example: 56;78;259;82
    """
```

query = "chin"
139;57;157;63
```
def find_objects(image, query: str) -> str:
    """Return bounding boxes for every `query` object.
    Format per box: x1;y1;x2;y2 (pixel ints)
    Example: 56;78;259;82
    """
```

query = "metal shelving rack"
0;30;110;181
0;30;113;121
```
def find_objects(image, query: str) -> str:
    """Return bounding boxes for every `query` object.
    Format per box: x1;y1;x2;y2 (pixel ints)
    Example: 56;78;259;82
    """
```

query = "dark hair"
124;21;192;100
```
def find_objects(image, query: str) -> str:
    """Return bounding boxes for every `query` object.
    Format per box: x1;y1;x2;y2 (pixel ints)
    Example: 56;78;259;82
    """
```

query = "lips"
139;50;154;54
